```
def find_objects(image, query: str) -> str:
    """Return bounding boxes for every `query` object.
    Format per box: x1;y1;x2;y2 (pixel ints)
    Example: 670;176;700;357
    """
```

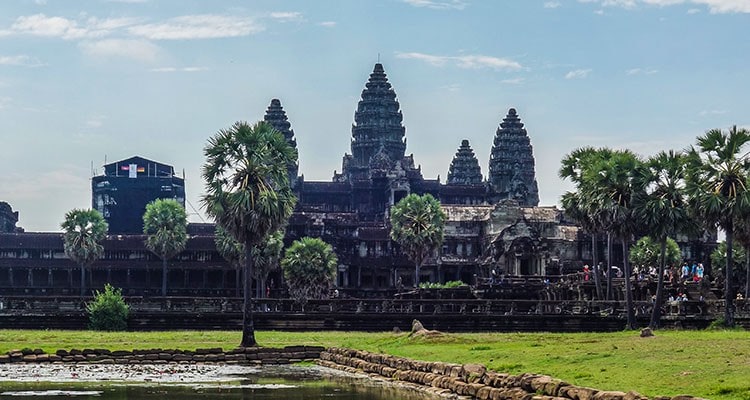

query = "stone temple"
5;62;700;296
275;63;574;288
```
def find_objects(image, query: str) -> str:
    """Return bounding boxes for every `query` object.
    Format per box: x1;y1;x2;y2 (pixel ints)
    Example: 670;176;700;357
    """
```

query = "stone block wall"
0;346;324;365
318;347;707;400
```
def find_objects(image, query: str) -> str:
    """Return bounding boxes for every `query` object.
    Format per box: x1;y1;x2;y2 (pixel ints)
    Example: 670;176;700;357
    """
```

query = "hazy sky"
1;0;748;232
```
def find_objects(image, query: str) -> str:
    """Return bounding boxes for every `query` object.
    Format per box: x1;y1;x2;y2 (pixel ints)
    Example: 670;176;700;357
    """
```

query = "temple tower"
341;63;407;181
263;98;299;186
447;139;483;185
488;108;540;206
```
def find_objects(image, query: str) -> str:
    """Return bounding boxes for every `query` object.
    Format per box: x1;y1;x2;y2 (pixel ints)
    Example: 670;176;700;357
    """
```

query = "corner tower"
263;98;299;187
447;139;483;185
488;108;540;206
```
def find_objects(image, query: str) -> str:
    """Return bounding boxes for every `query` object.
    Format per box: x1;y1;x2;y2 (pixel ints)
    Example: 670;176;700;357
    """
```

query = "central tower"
338;63;407;182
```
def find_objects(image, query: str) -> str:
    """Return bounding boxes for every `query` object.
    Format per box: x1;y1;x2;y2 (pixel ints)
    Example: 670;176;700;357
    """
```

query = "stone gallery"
0;63;643;296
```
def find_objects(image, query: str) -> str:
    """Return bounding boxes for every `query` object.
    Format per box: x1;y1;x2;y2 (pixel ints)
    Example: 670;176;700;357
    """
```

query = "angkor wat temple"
0;63;713;297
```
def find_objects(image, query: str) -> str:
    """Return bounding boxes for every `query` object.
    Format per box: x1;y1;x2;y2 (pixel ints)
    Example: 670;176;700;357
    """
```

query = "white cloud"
687;7;701;13
1;14;141;40
151;66;208;72
0;97;11;109
579;0;750;13
79;39;160;62
0;55;44;67
501;77;525;84
401;0;468;10
440;83;462;92
85;115;106;128
699;109;728;116
128;15;263;39
544;1;562;8
269;12;304;22
565;69;592;79
626;67;658;75
318;21;336;27
396;52;522;70
9;14;90;40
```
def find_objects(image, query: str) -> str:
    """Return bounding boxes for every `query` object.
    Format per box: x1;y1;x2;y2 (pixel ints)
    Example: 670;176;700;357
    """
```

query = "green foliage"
86;284;129;331
214;225;245;269
282;237;338;302
629;236;681;268
61;209;108;268
710;241;747;283
390;193;446;286
61;208;108;297
201;121;297;247
418;280;465;289
143;198;188;260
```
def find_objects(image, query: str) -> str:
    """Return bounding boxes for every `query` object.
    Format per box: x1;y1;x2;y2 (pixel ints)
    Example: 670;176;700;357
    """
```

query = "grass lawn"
0;329;748;400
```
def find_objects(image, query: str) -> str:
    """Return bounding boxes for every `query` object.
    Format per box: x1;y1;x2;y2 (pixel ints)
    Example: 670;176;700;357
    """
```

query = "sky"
1;0;749;232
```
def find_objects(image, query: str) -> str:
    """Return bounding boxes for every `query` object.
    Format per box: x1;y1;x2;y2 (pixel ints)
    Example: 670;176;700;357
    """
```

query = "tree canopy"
143;198;188;296
390;193;446;287
282;237;338;305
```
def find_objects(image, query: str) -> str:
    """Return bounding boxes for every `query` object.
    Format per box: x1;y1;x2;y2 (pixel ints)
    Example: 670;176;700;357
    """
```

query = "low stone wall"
318;347;707;400
0;345;324;365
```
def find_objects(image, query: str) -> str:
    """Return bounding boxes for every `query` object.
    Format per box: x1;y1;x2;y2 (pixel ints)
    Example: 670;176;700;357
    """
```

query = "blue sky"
1;0;748;232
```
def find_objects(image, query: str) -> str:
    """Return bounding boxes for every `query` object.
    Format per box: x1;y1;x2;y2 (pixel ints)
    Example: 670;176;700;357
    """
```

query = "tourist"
583;265;590;281
696;263;704;281
681;263;690;281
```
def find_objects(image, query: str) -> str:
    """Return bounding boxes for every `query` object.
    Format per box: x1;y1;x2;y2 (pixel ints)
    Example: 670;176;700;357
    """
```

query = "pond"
0;364;436;400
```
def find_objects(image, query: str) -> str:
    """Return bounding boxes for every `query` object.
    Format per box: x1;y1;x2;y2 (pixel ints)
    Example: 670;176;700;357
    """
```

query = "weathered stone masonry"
318;347;707;400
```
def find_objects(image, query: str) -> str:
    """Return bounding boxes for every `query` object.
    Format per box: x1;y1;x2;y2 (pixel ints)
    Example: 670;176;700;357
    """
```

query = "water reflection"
0;365;435;400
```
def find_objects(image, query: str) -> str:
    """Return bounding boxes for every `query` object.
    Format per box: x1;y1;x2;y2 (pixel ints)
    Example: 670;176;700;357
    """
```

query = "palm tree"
735;218;750;300
143;198;188;296
61;209;108;297
281;237;338;308
251;230;284;298
216;227;283;298
560;147;615;299
202;121;297;347
560;191;603;299
686;125;750;327
636;150;692;329
585;150;642;329
214;225;245;297
389;193;446;287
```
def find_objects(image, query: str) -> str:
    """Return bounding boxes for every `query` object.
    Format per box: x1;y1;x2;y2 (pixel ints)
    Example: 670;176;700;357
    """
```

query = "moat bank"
0;346;710;400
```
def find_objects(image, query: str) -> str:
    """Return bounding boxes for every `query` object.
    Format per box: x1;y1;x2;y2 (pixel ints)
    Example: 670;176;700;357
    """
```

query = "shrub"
86;284;129;331
419;280;466;289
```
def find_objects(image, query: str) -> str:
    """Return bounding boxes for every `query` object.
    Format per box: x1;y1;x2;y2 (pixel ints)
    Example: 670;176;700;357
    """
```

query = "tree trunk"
414;260;421;288
235;266;241;297
607;232;613;300
592;233;603;300
622;238;635;330
725;228;735;327
241;245;257;347
745;248;749;301
649;239;668;329
161;258;168;297
80;263;85;297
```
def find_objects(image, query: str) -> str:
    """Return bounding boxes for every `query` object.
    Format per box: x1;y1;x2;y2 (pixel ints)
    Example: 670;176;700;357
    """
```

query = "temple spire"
447;139;483;185
488;108;540;206
342;63;407;181
263;98;299;186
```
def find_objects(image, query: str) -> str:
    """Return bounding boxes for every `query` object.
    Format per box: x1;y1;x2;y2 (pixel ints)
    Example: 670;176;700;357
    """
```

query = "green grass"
1;329;749;400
